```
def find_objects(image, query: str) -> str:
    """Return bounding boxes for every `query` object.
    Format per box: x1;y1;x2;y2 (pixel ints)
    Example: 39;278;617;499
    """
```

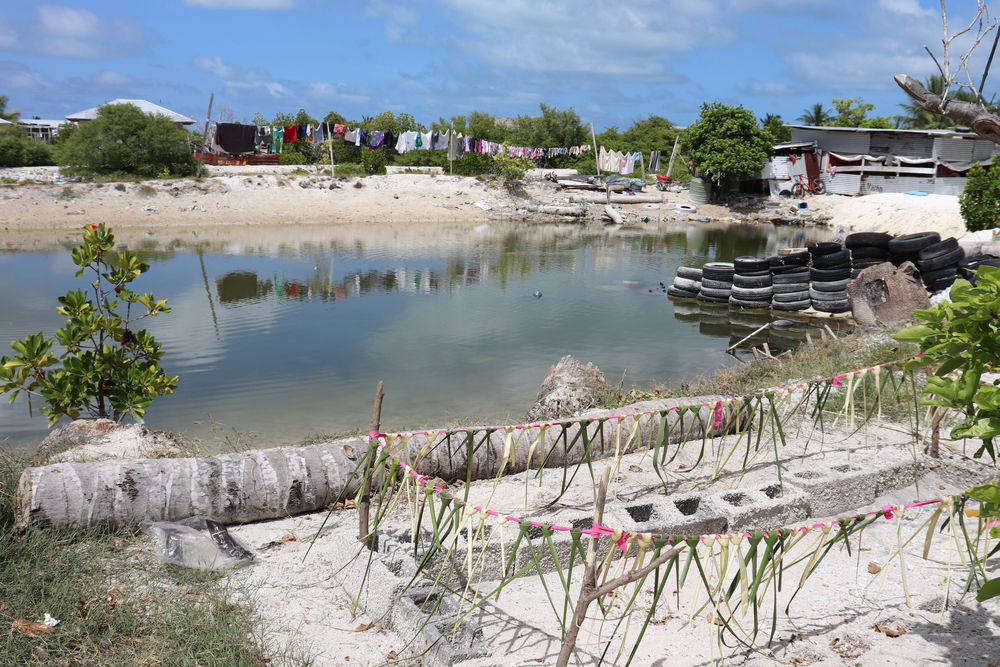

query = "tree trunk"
17;394;744;530
894;74;1000;143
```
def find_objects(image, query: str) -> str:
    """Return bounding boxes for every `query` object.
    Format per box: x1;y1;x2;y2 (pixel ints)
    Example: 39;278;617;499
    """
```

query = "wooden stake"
556;465;685;667
762;342;772;357
819;328;827;341
725;322;771;352
823;324;838;339
359;381;384;544
806;332;813;345
752;347;761;361
196;93;213;179
590;122;600;177
930;406;941;458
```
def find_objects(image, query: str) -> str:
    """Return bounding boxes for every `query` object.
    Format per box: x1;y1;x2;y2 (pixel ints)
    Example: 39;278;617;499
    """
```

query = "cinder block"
712;482;810;533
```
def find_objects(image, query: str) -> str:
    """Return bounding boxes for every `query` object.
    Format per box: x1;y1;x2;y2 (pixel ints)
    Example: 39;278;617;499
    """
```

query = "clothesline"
206;120;593;159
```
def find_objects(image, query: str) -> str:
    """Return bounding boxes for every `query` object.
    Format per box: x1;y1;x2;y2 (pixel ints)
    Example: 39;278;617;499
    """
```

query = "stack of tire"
697;262;736;304
845;233;892;278
729;256;773;309
917;237;966;292
887;231;940;268
667;266;702;299
769;251;811;312
809;242;852;313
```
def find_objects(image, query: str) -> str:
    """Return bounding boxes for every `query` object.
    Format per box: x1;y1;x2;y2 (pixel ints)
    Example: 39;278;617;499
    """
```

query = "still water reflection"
0;220;831;451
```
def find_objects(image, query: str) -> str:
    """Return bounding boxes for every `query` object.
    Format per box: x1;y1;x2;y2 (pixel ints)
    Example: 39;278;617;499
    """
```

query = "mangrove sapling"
0;222;178;425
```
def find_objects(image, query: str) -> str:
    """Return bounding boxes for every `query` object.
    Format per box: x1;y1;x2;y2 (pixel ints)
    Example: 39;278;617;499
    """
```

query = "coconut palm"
796;103;832;126
0;95;20;123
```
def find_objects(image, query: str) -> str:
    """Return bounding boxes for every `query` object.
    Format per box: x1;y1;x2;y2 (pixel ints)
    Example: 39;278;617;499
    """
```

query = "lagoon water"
0;220;832;452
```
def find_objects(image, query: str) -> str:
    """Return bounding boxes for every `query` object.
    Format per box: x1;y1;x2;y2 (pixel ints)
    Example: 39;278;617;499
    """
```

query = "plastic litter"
906;191;929;196
797;202;808;210
39;613;59;627
473;200;491;211
140;205;160;214
140;515;255;570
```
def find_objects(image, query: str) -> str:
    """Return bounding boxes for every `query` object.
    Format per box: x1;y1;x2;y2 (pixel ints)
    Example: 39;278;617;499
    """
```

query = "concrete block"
712;482;810;533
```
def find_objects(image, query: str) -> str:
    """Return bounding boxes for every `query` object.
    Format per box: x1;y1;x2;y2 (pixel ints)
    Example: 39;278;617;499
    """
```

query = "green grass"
0;448;296;667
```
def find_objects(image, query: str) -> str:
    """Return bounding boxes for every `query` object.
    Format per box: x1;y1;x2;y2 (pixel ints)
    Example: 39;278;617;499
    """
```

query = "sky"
0;0;996;133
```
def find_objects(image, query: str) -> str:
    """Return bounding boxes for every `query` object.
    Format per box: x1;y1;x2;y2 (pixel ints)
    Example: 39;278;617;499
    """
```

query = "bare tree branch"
895;74;1000;142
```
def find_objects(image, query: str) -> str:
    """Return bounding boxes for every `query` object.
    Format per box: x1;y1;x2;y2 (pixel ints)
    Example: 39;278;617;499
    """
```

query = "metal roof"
65;99;195;125
785;124;979;139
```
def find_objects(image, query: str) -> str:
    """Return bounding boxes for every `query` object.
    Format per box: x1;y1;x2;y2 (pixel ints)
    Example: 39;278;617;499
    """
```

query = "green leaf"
976;576;1000;602
967;482;1000;504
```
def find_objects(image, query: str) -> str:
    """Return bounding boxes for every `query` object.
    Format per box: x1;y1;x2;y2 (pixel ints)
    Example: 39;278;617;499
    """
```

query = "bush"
0;127;54;167
681;102;773;182
55;103;196;178
278;150;309;165
959;162;1000;232
0;223;178;425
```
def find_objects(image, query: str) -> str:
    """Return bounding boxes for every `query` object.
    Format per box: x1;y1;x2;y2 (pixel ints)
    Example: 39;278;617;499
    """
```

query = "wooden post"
930;406;941;458
823;324;838;339
639;152;646;181
805;332;813;345
196;93;214;179
359;381;384;544
590;122;600;178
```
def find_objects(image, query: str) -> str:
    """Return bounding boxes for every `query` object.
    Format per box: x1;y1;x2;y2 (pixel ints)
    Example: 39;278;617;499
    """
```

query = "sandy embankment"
0;165;973;240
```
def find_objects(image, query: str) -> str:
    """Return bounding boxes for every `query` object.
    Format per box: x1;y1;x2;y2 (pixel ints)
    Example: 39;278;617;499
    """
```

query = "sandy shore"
0;166;971;240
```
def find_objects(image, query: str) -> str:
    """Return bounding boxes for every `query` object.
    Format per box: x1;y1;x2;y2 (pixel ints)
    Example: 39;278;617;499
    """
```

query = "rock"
37;419;192;463
526;356;607;421
847;261;931;329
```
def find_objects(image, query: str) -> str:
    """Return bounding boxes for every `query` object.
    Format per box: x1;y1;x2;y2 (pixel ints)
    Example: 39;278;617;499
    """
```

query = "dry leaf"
939;485;946;490
343;499;356;509
705;612;724;626
829;637;840;647
281;533;297;542
387;649;398;661
874;624;906;638
36;647;48;660
868;562;882;575
343;444;354;455
107;588;124;608
791;658;804;665
12;619;54;637
354;621;372;632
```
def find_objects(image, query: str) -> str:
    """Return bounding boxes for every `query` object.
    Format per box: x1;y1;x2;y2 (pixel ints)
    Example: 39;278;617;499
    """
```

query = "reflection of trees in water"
208;225;827;306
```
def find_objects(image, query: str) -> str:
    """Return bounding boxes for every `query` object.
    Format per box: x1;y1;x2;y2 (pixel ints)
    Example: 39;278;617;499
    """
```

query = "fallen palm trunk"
525;205;586;216
568;194;664;204
18;394;743;530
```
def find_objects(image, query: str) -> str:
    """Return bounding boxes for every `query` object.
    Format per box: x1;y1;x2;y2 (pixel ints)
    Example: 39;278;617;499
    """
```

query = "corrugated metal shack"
762;126;1000;196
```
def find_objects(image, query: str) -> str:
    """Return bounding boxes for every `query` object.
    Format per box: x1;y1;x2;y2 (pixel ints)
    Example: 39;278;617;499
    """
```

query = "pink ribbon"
713;400;723;429
882;503;895;519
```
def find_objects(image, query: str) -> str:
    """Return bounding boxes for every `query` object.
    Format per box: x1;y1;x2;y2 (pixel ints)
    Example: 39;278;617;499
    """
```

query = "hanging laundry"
648;150;661;172
215;123;257;154
314;123;326;145
334;124;347;137
369;131;385;150
271;126;284;154
343;128;359;144
256;125;271;150
283;125;298;143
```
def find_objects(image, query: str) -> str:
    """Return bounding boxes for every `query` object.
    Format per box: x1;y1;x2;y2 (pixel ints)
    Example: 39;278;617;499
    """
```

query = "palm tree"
0;95;20;122
796;103;831;126
897;75;985;129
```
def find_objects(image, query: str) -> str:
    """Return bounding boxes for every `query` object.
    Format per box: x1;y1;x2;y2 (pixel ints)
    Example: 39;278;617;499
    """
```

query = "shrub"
0;127;54;167
279;150;308;165
55;103;195;178
0;223;178;425
681;102;773;182
959;162;1000;232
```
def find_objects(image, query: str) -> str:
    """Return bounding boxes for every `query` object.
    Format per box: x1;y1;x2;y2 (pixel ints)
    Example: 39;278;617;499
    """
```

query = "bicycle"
791;174;826;197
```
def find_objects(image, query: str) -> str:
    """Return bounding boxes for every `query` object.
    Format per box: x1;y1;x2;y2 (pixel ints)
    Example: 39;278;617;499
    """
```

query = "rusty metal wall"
791;128;870;154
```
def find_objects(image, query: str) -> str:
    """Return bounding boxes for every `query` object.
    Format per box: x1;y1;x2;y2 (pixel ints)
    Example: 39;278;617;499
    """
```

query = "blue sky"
0;0;993;132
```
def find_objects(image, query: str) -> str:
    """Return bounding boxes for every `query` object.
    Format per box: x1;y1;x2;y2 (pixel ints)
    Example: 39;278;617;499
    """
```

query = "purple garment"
369;131;385;150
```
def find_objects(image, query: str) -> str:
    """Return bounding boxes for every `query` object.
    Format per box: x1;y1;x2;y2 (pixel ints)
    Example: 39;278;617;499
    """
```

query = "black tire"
814;181;827;195
770;252;810;267
772;299;812;312
729;296;771;309
701;278;733;290
928;276;958;292
849;246;890;260
733;256;771;272
887;231;941;253
810;287;848;301
696;293;730;304
676;266;703;280
667;286;699;299
846;232;892;249
771;319;795;329
737;268;773;277
730;285;773;300
772;282;811;294
960;256;1000;282
791;182;804;198
772;270;811;284
890;252;921;267
811;277;852;291
772;290;811;303
808;241;843;256
672;277;702;292
812;248;851;268
732;274;772;288
699;286;732;299
917;246;965;272
772;264;812;275
702;262;735;281
810;266;851;281
918;237;959;260
812;299;850;313
852;259;889;269
920;266;958;284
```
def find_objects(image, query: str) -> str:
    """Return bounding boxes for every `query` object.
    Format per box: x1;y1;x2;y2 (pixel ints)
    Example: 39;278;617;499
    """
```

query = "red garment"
283;125;298;143
334;124;347;137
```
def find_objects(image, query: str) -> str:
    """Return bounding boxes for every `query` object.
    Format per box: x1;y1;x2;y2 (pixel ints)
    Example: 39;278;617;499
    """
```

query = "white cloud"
183;0;297;8
306;82;370;105
0;5;149;59
735;80;802;97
